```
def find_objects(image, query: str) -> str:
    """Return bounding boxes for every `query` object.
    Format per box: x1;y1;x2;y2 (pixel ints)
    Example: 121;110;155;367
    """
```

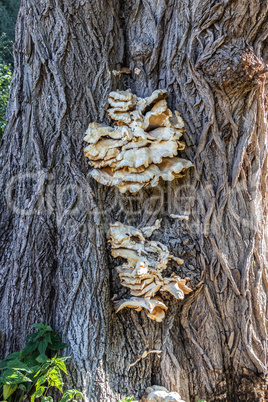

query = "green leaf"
21;341;38;356
48;334;68;351
56;356;69;362
33;324;46;330
60;389;84;402
33;324;52;332
31;385;45;401
36;372;49;387
34;361;51;378
38;340;49;356
44;333;52;345
44;325;53;332
24;332;39;342
41;397;53;402
22;351;40;369
35;386;45;397
46;367;63;392
0;361;8;370
6;360;32;373
3;384;17;399
1;352;21;361
54;358;69;375
48;343;68;351
0;369;32;385
36;355;49;364
60;393;73;402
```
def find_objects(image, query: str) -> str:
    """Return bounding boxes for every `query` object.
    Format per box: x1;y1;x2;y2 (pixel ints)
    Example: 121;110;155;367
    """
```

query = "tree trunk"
0;0;267;401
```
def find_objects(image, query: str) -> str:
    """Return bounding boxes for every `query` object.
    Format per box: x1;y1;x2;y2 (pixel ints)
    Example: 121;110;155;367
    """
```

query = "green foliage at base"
0;323;84;402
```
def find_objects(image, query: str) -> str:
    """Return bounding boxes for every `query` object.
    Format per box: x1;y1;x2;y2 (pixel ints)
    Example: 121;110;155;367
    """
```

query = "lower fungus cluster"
108;219;192;322
84;89;193;193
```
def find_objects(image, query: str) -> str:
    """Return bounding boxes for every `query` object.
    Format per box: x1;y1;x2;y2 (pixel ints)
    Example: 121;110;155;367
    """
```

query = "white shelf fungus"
84;89;193;193
108;220;192;322
140;385;185;402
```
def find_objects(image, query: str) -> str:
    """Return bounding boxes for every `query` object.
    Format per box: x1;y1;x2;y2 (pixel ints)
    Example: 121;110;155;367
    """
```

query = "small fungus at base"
140;385;185;402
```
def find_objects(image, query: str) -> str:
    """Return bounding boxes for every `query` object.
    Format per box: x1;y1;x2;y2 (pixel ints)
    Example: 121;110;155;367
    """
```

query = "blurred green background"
0;0;20;138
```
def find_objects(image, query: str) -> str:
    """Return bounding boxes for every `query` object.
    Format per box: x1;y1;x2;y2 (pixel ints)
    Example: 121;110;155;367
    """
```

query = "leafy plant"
0;60;12;136
0;323;84;402
118;397;136;402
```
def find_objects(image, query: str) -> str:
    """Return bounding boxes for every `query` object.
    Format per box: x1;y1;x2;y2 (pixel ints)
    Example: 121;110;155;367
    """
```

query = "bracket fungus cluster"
84;89;193;193
108;220;192;322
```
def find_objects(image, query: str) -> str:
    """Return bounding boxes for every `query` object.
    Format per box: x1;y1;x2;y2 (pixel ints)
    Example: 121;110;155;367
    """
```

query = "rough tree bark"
0;0;267;401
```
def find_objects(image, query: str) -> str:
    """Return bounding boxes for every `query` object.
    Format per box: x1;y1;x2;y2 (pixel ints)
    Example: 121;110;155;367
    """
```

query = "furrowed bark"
0;0;267;401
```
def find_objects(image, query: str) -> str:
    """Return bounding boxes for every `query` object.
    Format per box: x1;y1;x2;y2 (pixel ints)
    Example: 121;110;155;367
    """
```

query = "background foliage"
0;61;12;136
0;0;20;138
0;0;21;66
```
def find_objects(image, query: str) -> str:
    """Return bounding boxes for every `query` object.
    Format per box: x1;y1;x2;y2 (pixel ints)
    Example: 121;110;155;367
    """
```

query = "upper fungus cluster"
84;89;193;194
